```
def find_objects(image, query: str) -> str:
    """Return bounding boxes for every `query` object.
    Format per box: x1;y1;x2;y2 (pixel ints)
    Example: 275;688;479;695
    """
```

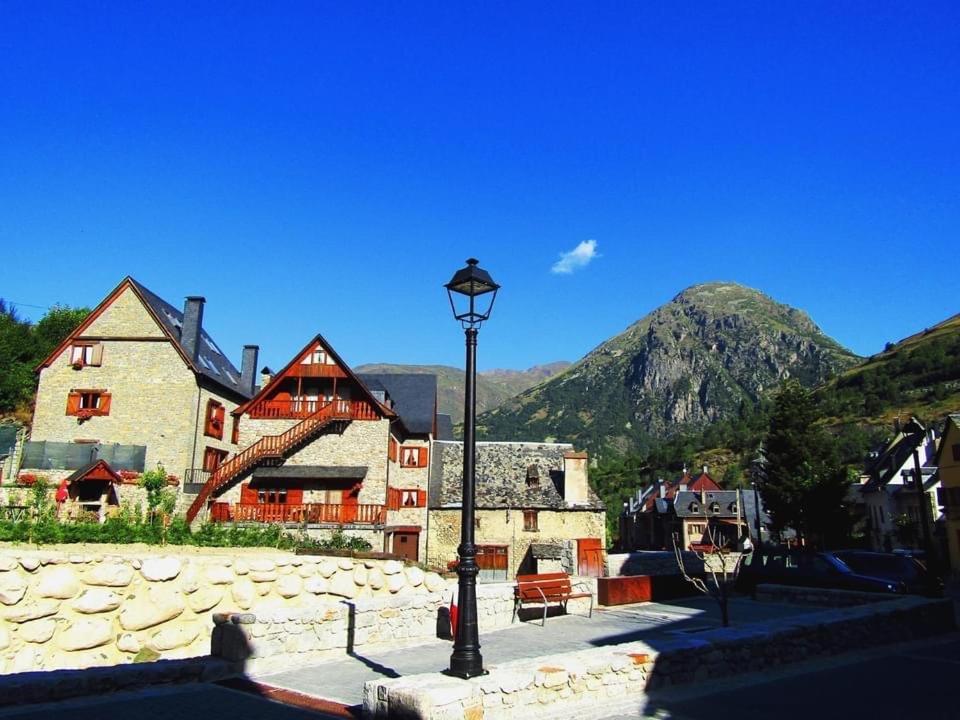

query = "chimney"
562;451;589;506
181;296;205;361
702;464;709;476
240;345;259;396
260;366;273;388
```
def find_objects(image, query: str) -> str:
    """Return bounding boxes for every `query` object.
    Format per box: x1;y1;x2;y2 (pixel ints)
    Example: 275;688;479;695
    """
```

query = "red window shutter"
417;489;426;507
388;438;398;462
98;393;112;415
418;448;428;467
286;487;303;504
231;416;240;444
240;483;258;504
66;392;81;415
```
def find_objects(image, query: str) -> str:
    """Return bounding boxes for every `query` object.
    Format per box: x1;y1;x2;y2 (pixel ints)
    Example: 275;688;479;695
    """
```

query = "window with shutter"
523;510;539;532
66;389;110;416
205;400;225;439
69;343;103;368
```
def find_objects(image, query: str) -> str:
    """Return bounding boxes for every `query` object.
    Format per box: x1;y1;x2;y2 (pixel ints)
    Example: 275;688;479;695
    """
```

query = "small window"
203;446;228;472
523;510;539;532
400;446;427;468
205;400;225;439
69;343;103;368
66;389;111;417
258;488;288;504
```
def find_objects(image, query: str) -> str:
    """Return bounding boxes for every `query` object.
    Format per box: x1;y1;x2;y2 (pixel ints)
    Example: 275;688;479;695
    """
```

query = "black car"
832;550;943;597
736;549;909;595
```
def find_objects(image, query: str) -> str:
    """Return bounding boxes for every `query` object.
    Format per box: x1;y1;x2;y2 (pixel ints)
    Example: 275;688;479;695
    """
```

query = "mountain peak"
477;285;860;453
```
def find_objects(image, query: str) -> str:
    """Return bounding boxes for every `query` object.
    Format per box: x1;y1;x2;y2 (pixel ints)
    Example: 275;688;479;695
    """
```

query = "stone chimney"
240;345;259;396
181;296;205;361
260;366;274;389
562;451;589;506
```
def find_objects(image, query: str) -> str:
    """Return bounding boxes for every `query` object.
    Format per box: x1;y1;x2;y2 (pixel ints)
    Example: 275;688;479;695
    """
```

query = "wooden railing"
290;364;347;378
248;398;379;420
218;502;386;525
185;400;355;524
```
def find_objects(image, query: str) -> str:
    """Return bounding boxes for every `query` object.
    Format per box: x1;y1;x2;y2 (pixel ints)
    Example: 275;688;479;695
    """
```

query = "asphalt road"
600;634;960;720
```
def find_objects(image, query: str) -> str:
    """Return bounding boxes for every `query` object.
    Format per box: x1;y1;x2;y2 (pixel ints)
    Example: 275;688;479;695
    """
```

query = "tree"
762;380;854;547
672;525;745;627
0;300;89;416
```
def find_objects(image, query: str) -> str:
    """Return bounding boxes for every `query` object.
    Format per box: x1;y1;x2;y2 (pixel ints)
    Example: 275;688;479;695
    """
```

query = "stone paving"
259;596;821;709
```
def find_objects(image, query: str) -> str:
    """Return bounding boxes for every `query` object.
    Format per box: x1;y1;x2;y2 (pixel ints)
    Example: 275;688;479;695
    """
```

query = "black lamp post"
444;258;499;679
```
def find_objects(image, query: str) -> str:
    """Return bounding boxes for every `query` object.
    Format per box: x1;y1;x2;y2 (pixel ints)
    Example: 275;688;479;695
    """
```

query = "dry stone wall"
0;547;449;674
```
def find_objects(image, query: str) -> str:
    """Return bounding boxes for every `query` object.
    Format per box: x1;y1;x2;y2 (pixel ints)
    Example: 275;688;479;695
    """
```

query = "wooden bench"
512;572;594;626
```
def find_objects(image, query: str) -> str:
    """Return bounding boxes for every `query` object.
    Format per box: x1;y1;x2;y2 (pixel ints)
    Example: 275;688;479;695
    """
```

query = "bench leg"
541;603;547;627
512;599;519;624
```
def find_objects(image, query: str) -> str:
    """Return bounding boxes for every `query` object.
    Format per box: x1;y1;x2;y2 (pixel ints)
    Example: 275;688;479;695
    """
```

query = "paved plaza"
0;596;955;719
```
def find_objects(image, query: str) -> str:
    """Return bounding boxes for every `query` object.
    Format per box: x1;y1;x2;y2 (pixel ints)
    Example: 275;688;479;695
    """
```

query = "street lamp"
445;258;499;679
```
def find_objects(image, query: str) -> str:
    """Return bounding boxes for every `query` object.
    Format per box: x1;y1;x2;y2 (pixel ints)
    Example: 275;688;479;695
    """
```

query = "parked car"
831;550;943;597
736;549;909;596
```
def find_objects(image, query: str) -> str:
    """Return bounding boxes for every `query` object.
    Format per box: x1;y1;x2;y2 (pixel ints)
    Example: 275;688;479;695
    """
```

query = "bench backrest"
515;572;572;601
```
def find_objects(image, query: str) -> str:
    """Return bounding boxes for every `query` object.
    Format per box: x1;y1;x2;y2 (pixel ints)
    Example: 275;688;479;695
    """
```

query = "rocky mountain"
475;282;860;454
354;362;571;425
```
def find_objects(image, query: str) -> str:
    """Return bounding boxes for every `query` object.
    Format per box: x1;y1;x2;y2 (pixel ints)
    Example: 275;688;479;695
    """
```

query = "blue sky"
2;2;958;373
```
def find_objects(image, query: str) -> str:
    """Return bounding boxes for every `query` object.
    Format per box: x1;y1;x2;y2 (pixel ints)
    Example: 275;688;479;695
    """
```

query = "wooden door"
577;538;604;577
342;490;358;523
392;531;419;561
476;545;508;582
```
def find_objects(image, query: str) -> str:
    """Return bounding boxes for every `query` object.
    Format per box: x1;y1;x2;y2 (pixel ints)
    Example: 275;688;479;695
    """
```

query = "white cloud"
551;239;598;274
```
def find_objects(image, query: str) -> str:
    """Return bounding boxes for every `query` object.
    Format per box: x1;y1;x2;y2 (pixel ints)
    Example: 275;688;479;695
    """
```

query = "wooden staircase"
184;400;353;524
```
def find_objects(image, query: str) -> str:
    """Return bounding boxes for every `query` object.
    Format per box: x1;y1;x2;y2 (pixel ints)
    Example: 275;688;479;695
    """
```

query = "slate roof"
861;431;930;492
436;414;454;441
674;491;744;518
251;466;368;481
129;279;248;398
429;441;604;510
357;373;437;435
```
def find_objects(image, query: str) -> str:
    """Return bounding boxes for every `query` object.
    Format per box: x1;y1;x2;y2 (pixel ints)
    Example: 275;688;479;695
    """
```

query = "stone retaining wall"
210;581;597;675
364;595;954;719
0;547;448;674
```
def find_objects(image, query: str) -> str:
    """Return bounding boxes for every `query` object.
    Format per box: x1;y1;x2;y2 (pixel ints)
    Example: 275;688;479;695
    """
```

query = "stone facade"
26;283;245;504
0;547;447;674
427;508;606;578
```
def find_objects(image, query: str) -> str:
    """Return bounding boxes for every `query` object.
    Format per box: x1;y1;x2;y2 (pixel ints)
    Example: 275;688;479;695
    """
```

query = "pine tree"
762;380;852;546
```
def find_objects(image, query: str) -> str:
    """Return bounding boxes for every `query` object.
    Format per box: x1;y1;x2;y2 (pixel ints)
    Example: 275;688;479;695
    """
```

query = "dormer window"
689;502;700;513
709;502;721;514
526;465;540;488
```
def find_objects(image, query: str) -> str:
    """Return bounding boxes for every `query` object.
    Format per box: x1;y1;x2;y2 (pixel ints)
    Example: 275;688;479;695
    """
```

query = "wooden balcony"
211;502;386;525
247;398;378;420
291;364;347;378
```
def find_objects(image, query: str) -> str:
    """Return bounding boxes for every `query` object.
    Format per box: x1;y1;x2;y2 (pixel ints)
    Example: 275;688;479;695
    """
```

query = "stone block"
21;618;58;643
232;579;255;610
119;587;185;630
203;565;234;585
5;599;60;623
276;575;303;598
87;562;134;587
0;556;18;572
0;573;28;605
59;617;113;651
140;557;182;581
19;557;41;572
37;566;81;599
73;588;123;614
148;623;200;651
187;586;223;613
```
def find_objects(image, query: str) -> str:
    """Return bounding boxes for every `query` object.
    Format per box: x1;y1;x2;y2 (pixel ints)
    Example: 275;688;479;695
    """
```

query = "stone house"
186;334;446;561
20;277;257;515
426;441;606;580
619;467;721;551
858;425;941;552
935;414;960;574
